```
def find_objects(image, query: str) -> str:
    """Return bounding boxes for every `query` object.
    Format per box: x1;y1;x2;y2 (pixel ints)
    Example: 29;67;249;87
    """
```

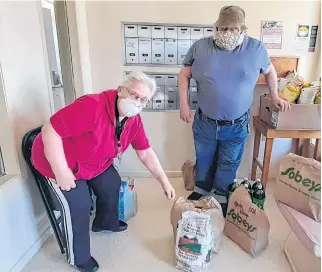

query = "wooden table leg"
295;139;305;156
313;139;321;162
251;130;261;180
261;138;274;189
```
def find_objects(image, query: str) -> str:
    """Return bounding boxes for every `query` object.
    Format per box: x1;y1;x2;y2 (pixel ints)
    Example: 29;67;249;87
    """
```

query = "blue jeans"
193;109;250;195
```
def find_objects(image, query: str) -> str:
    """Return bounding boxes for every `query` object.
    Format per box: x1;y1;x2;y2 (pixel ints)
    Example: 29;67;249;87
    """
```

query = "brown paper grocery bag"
170;196;225;253
182;160;195;191
224;186;270;256
275;153;321;221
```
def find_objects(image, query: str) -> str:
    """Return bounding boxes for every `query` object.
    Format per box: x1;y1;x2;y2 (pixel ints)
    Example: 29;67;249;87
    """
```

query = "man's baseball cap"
214;6;247;31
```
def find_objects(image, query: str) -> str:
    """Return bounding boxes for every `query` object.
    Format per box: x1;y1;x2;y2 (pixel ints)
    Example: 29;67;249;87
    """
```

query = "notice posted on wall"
261;21;283;49
308;25;318;52
295;25;310;52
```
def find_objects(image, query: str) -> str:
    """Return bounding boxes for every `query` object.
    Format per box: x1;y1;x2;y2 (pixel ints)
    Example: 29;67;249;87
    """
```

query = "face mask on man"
119;98;143;117
214;30;244;50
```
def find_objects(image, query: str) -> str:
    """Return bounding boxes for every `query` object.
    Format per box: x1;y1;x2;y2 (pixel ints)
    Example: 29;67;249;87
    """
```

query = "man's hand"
136;147;176;200
162;181;176;200
180;103;194;123
264;64;291;112
54;167;76;191
271;94;291;112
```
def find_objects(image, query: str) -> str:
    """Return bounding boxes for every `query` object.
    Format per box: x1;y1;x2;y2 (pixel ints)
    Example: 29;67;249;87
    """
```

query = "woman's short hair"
122;72;157;98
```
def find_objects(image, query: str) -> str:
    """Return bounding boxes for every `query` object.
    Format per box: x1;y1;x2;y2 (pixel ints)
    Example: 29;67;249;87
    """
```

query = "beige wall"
77;1;321;179
0;1;319;271
0;1;54;271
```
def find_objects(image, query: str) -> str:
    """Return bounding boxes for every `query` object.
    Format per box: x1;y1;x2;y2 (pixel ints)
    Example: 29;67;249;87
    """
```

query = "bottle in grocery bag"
252;179;266;210
252;178;265;191
227;179;239;198
241;178;252;196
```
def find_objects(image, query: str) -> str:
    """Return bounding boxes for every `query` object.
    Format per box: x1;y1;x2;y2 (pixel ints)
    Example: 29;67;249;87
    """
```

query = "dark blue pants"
47;165;121;266
193;109;250;196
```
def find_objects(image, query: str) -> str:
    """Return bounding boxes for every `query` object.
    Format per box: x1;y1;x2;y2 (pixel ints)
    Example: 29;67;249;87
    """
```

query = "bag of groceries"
298;80;321;104
278;70;304;103
314;90;321;104
313;80;321;104
171;196;225;253
298;86;321;104
224;186;270;256
119;177;138;222
175;211;213;272
274;153;321;222
182;160;195;191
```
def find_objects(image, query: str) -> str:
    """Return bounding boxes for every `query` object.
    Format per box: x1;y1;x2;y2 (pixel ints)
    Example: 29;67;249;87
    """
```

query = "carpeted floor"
23;178;292;272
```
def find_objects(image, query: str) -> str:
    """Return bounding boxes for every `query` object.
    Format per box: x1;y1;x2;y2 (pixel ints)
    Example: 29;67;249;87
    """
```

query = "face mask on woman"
214;30;245;50
118;98;143;117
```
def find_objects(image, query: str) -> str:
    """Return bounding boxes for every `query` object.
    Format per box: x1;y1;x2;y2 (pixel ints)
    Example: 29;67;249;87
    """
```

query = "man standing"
178;6;290;214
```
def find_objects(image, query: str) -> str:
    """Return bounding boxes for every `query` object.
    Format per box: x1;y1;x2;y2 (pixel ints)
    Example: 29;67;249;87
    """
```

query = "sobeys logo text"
227;209;257;233
281;167;321;192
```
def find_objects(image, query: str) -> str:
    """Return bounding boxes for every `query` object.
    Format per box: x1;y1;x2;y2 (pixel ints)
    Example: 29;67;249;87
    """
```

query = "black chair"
22;127;95;255
22;126;66;254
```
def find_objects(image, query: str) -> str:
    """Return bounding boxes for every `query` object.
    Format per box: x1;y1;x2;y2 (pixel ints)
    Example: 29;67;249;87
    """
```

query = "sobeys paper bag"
171;196;225;253
224;186;270;256
275;153;321;221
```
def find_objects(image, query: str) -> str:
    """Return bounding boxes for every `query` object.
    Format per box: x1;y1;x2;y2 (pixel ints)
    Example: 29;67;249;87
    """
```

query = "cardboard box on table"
259;95;321;130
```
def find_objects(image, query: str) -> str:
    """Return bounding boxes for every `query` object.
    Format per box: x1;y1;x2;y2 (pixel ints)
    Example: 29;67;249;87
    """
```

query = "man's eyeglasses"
120;87;149;105
217;27;240;34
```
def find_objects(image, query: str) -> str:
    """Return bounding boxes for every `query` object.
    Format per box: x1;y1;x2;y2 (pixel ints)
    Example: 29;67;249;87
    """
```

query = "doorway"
41;0;75;112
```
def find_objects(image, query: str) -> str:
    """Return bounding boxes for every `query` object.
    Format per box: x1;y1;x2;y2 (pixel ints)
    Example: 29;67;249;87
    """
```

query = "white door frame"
38;0;83;113
37;0;56;114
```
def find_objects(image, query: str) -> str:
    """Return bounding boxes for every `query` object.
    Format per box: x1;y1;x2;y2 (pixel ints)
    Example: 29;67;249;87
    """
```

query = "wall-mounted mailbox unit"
152;26;165;38
165;39;178;65
146;100;153;109
125;38;139;63
123;23;213;66
153;74;165;86
191;27;204;39
178;27;191;39
178;40;191;65
165;75;177;86
203;27;213;37
124;25;138;37
152;39;165;64
165;87;178;110
189;87;198;110
153;88;165;110
165;26;178;39
139;38;152;63
138;25;151;38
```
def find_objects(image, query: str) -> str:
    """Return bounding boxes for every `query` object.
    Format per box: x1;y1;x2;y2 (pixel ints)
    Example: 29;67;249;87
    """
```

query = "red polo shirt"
31;90;150;180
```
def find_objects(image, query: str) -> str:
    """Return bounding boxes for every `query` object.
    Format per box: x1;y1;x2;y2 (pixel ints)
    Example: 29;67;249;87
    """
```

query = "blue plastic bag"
118;177;138;222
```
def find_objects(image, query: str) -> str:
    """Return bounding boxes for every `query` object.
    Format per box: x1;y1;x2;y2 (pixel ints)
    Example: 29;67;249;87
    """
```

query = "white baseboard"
120;171;277;181
10;217;52;272
120;171;182;178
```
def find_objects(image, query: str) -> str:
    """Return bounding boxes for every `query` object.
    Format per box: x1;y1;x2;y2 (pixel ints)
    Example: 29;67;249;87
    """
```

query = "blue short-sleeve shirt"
183;36;271;120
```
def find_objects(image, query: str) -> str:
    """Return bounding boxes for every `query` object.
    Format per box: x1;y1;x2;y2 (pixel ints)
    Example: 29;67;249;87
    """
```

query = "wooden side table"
251;116;321;189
